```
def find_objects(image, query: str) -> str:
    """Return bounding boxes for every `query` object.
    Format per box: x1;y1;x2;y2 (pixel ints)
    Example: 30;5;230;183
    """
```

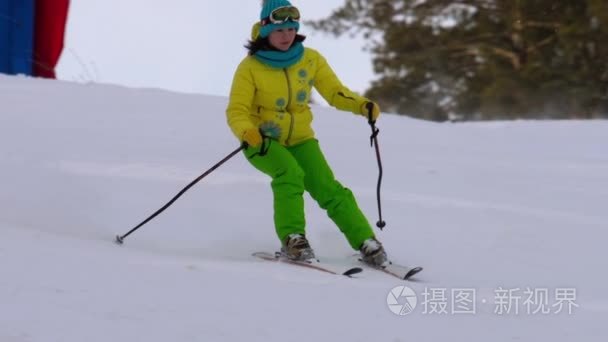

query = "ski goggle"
261;6;301;26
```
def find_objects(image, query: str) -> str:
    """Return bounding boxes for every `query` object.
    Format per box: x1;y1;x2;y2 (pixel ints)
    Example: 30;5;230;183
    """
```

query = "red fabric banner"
33;0;70;78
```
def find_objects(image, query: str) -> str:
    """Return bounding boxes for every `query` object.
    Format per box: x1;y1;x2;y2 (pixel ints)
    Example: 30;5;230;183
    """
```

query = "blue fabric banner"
0;0;36;75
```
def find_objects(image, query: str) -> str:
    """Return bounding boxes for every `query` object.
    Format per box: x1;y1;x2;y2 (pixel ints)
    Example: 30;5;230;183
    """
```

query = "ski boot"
359;237;388;267
281;233;315;261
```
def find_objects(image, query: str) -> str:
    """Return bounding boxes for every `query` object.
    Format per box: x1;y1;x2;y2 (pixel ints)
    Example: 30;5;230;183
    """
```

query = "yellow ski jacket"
226;46;371;146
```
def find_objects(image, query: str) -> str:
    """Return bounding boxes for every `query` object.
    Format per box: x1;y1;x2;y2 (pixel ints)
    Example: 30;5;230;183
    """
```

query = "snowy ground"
1;75;607;341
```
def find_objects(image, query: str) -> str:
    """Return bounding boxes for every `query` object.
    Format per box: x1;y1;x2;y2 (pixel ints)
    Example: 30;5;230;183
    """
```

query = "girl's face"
268;28;297;51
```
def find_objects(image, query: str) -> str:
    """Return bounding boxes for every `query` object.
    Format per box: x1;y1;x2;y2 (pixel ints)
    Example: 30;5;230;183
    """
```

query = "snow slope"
1;75;607;341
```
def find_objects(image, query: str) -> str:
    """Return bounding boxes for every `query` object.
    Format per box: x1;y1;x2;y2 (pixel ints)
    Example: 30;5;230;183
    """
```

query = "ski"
358;258;423;280
252;251;363;277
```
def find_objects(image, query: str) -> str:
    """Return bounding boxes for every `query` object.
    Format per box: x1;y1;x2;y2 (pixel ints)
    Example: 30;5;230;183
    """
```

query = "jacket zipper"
283;68;294;146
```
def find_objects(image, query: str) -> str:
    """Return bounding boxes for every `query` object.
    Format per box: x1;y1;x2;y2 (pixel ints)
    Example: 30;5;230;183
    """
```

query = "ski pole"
366;102;386;229
115;143;246;244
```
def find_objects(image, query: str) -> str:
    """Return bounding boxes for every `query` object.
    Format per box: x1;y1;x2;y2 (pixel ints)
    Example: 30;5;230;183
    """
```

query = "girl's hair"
245;34;306;55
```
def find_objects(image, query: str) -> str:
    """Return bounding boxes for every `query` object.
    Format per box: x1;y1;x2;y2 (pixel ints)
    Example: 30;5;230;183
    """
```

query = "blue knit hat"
259;0;300;38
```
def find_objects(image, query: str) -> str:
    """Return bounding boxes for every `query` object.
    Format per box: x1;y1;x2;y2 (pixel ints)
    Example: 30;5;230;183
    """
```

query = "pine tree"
307;0;608;120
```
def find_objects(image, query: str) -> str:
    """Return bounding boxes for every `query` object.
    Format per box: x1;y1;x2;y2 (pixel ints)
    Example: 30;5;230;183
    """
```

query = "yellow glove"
362;101;381;122
242;128;263;147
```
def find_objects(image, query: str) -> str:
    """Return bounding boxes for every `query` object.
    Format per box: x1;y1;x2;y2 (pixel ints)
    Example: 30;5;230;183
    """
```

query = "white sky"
56;1;375;97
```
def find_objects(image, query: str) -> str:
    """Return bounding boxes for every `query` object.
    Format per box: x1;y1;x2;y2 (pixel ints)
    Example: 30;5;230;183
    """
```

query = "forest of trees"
308;0;608;121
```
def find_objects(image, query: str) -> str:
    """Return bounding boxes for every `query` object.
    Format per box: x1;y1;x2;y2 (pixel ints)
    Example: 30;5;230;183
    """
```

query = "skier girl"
225;0;387;267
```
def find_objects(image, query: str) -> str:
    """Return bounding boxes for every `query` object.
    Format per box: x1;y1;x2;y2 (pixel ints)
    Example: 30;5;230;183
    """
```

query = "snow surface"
1;74;607;341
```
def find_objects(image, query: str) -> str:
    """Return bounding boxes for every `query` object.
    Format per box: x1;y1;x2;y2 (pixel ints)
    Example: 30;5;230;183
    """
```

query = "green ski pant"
244;138;375;250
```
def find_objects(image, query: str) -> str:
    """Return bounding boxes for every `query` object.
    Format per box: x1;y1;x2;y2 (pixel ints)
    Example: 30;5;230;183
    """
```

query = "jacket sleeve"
226;59;257;141
312;50;370;116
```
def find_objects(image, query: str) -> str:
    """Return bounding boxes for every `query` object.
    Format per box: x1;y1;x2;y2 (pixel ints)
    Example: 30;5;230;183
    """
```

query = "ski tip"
114;235;124;245
343;267;363;277
403;266;423;280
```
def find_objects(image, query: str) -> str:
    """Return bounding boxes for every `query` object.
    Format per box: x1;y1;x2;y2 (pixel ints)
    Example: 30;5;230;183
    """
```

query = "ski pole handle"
366;102;376;125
